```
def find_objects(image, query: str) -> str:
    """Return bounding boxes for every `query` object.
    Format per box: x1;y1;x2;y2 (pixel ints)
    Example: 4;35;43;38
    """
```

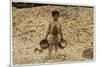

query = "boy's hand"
61;37;64;41
45;35;47;40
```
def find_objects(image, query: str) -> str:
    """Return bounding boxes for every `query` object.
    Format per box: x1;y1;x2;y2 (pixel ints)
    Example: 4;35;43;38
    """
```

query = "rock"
82;48;93;59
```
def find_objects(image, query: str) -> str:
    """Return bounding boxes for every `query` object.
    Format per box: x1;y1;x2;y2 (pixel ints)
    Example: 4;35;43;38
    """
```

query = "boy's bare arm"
46;23;51;39
59;24;63;40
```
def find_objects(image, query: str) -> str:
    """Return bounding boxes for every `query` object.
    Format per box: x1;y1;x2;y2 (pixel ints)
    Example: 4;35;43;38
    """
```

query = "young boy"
45;11;63;59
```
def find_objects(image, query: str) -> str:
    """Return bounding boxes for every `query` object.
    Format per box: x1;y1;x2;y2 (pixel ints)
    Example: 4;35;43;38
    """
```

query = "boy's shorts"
47;34;61;45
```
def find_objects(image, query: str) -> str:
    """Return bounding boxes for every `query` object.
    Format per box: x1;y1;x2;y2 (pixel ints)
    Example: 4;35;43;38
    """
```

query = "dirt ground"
12;5;94;65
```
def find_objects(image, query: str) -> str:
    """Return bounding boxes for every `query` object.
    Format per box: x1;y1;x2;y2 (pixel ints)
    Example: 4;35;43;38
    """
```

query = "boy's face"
52;13;59;21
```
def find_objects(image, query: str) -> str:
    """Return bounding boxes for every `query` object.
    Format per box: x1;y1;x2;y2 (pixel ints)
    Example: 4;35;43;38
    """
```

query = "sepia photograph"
11;1;94;65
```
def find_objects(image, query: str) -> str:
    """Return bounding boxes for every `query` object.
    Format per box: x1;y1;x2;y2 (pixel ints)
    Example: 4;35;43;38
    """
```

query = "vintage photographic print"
11;1;94;65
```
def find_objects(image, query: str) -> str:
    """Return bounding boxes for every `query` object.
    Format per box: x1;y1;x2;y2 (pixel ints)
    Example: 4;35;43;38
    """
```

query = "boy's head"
52;11;60;21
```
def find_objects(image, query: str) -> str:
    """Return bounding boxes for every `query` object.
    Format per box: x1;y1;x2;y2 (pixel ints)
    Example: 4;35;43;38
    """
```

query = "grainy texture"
12;5;94;64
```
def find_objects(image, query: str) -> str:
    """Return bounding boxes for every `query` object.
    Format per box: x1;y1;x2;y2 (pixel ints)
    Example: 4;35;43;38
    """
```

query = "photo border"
10;0;96;67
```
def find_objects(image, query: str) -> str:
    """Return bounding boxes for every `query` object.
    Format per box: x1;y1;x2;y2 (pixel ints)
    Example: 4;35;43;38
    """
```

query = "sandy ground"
12;5;94;65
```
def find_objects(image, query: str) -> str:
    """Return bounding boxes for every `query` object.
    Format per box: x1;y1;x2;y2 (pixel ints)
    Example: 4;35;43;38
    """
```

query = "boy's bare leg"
55;43;59;59
54;35;61;59
47;34;54;59
48;43;53;59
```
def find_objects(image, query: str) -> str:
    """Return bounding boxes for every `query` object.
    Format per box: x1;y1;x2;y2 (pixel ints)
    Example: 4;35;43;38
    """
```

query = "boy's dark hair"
52;11;60;17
